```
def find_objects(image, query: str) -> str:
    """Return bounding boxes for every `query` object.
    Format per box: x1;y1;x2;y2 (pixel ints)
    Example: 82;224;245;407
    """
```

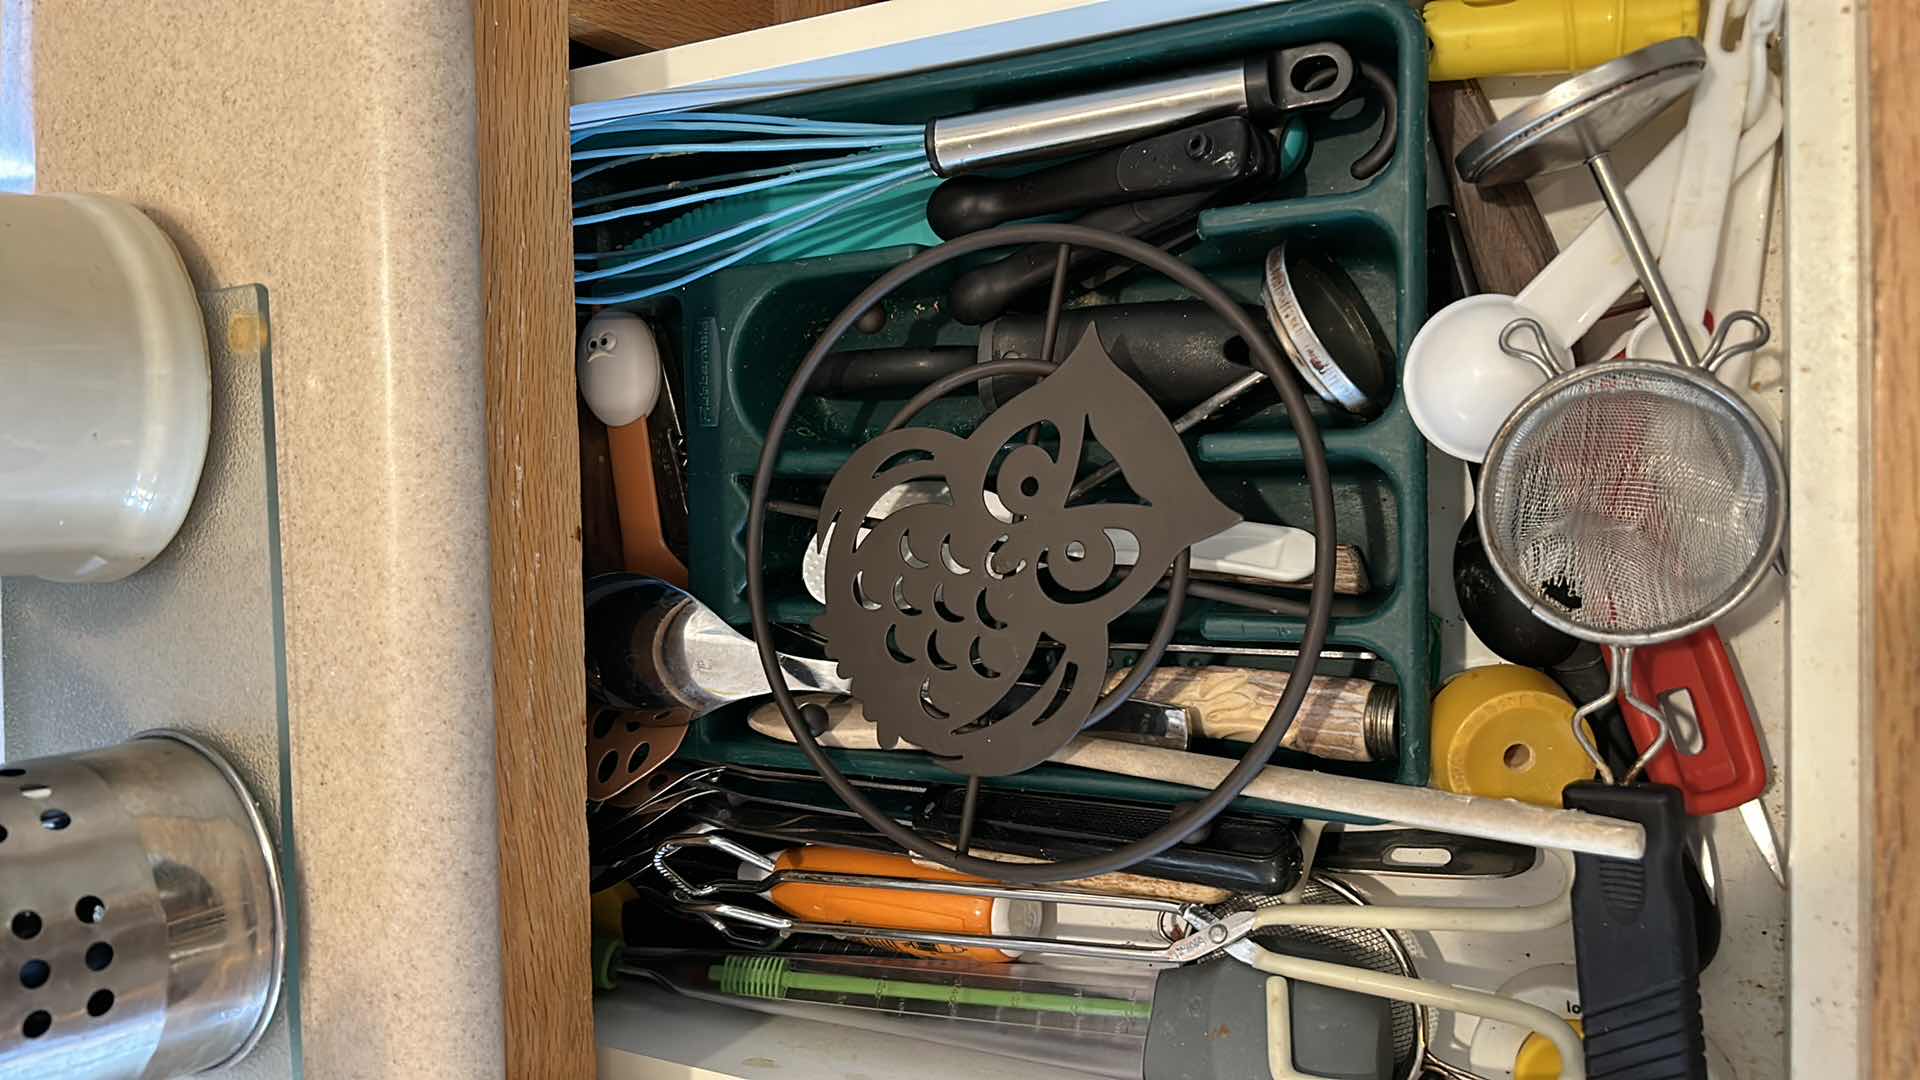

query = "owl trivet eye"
744;222;1338;881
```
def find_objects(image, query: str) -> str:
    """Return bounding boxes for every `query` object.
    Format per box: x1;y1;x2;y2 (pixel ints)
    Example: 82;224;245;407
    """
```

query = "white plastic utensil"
1708;82;1782;409
799;480;1330;603
1106;519;1317;584
1406;98;1783;462
1712;157;1781;384
1402;295;1571;462
1622;0;1753;362
1742;0;1786;129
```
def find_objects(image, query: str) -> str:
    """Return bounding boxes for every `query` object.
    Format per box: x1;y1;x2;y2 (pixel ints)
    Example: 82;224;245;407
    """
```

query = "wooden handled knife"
748;666;1396;763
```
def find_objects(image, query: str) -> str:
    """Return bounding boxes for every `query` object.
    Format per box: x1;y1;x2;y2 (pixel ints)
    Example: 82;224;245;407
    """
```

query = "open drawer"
475;2;1900;1079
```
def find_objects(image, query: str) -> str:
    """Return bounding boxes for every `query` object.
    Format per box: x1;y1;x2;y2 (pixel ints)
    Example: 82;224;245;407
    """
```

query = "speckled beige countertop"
14;2;504;1076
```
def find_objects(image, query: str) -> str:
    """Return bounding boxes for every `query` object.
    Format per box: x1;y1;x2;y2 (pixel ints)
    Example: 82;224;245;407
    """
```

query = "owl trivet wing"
811;327;1241;776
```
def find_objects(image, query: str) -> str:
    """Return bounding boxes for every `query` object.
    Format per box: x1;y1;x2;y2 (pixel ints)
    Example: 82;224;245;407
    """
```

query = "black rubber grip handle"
804;301;1258;407
1563;782;1709;1080
977;301;1255;410
805;347;975;396
927;117;1269;239
946;189;1216;325
918;786;1302;893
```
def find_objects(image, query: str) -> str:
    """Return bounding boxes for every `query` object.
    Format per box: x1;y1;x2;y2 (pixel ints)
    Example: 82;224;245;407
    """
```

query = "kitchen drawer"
469;2;1910;1079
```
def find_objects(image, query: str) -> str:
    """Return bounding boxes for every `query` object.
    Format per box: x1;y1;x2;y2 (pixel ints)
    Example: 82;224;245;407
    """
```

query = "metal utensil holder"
0;731;285;1079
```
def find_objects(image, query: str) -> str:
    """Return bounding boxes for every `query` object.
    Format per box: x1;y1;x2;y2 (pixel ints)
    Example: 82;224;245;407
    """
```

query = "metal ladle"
1457;37;1711;367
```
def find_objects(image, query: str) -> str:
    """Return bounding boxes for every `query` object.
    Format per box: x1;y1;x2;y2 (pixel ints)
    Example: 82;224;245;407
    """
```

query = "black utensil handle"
1316;827;1537;878
1345;60;1398;181
918;787;1302;893
1563;782;1709;1080
804;347;975;396
946;190;1215;325
927;117;1269;239
804;302;1254;403
982;301;1256;410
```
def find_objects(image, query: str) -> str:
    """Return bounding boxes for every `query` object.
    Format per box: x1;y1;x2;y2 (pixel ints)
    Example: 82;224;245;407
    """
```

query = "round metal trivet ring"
744;220;1340;882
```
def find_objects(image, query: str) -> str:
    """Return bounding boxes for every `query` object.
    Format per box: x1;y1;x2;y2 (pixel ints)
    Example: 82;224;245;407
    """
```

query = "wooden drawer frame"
470;3;1920;1076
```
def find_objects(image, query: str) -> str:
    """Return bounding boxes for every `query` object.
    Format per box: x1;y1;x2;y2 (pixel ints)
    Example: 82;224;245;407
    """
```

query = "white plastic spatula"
799;480;1360;604
1624;0;1773;361
1707;78;1782;435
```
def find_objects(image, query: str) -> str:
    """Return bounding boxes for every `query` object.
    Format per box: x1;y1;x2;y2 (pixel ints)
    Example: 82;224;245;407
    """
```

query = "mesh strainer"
1479;313;1785;782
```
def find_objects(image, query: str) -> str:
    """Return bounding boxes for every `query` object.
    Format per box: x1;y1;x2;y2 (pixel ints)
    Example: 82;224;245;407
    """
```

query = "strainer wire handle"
1571;659;1625;785
1699;309;1771;376
1570;647;1676;787
1499;316;1564;381
1618;646;1674;784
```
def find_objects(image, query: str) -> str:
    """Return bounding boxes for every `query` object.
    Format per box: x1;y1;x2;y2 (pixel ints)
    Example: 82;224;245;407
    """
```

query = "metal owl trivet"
811;327;1241;776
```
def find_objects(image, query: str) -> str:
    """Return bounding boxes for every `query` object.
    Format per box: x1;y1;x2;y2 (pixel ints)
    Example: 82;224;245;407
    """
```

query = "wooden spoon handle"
607;418;689;587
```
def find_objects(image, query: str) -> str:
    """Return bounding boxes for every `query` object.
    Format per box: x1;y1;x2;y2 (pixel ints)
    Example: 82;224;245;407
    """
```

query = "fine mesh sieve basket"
0;731;285;1079
1478;317;1785;782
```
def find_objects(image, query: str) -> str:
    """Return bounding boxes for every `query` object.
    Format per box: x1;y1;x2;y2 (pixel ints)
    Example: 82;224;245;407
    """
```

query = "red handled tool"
1611;627;1767;815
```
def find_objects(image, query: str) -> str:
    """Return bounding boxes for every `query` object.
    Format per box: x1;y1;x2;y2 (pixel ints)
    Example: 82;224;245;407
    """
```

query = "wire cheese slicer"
1460;39;1786;1080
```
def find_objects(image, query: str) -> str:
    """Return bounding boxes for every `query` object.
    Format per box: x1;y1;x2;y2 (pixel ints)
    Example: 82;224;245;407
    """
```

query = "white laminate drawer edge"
1783;2;1871;1076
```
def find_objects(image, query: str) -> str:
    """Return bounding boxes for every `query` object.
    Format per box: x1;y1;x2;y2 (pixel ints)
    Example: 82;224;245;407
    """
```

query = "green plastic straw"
712;955;1153;1021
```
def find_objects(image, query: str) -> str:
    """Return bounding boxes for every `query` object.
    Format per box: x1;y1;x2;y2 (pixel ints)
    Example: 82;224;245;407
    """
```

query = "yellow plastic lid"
1515;1017;1585;1078
1430;665;1595;806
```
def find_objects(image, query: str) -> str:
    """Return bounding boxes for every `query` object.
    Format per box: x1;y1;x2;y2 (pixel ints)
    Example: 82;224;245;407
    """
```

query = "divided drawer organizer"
594;0;1434;813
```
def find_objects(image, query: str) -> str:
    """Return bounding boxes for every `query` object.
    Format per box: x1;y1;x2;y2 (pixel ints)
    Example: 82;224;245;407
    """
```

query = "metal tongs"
655;829;1220;961
652;829;1592;1077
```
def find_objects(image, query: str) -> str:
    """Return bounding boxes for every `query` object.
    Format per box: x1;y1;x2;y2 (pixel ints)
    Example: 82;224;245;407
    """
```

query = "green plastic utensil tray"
653;0;1431;813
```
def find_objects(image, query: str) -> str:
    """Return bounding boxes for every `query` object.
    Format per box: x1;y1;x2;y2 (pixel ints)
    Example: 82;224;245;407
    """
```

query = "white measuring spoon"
1622;0;1761;362
1406;96;1784;462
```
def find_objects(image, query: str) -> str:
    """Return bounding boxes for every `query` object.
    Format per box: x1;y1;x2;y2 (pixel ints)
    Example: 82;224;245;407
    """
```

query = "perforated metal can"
0;731;284;1079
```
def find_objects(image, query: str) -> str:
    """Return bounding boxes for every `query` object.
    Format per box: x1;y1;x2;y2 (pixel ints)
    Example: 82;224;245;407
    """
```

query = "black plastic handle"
978;301;1257;410
1241;43;1354;124
1563;782;1709;1080
927;117;1270;239
946;190;1216;325
918;786;1302;893
804;347;975;396
806;301;1257;406
1317;827;1538;878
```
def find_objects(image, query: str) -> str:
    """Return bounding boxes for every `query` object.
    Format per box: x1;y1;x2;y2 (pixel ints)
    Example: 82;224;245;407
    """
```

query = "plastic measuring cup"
1406;97;1784;462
